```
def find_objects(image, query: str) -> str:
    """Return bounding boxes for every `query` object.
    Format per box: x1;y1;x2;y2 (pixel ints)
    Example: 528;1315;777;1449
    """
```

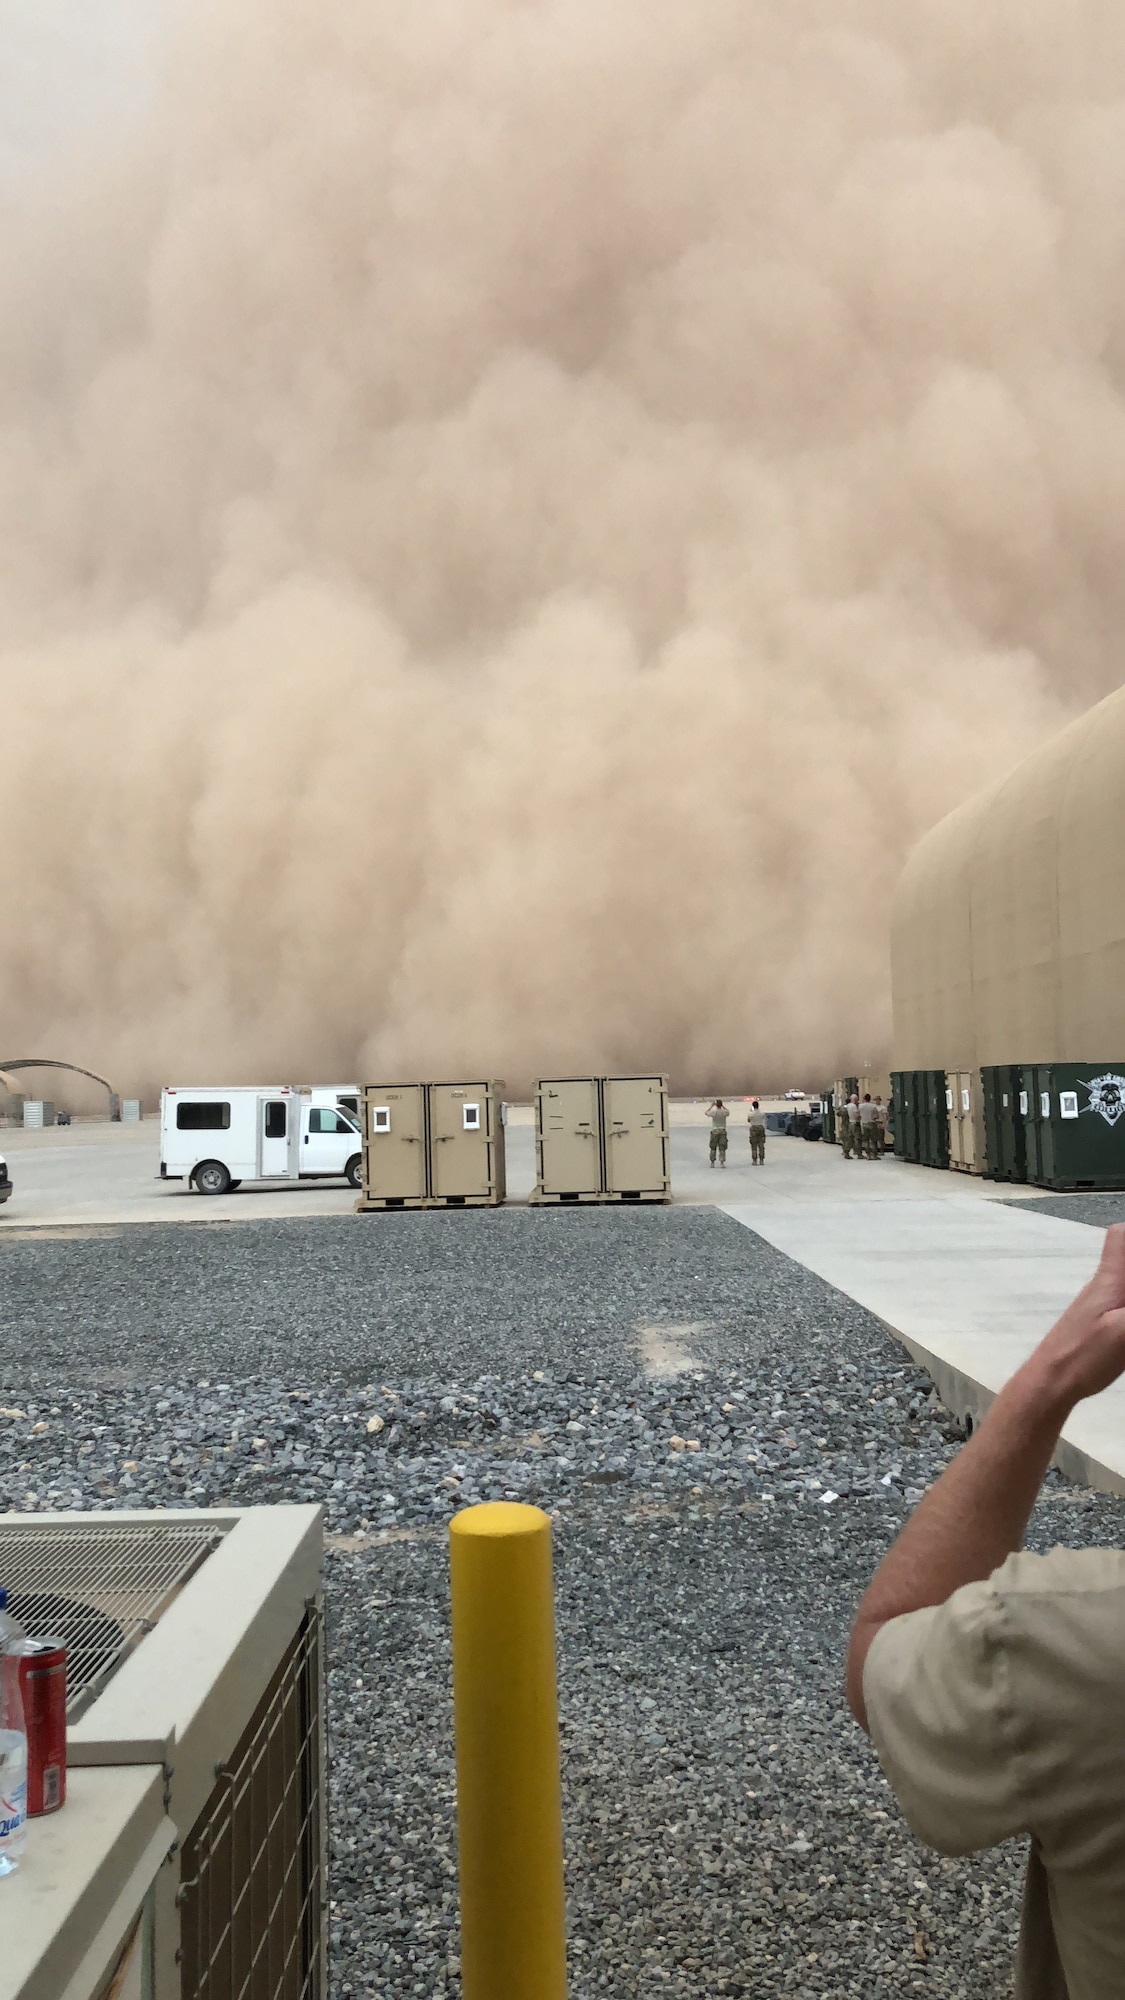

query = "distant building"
892;682;1125;1072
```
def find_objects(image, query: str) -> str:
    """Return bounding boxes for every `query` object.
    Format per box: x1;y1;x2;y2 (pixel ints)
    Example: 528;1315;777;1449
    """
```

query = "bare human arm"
846;1224;1125;1733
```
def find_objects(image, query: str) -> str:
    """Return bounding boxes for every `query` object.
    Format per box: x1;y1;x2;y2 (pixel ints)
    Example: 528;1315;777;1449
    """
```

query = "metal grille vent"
179;1607;324;2000
0;1520;225;1718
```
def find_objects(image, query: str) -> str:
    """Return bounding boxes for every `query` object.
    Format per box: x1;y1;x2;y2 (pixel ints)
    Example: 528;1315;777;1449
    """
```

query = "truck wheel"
194;1160;231;1196
345;1154;362;1189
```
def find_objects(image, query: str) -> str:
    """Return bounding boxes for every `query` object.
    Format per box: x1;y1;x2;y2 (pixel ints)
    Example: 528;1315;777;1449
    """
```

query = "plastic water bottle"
0;1588;28;1876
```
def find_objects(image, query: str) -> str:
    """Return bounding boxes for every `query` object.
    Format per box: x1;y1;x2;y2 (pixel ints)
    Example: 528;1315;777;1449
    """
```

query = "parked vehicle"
159;1087;363;1195
309;1085;360;1120
0;1154;10;1208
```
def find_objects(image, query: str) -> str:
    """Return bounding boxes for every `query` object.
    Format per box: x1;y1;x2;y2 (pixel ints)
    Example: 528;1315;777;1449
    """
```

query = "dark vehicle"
0;1154;11;1206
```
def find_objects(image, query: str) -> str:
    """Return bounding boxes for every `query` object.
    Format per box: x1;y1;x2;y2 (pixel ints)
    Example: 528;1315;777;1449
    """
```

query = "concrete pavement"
0;1120;360;1230
0;1109;1050;1227
722;1186;1125;1495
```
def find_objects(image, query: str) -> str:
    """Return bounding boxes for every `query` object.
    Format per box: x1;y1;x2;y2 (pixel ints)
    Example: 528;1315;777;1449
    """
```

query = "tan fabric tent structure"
892;682;1125;1070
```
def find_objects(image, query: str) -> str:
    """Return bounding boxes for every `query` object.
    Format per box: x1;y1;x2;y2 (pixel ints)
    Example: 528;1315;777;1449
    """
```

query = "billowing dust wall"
6;1;1125;1092
892;682;1125;1070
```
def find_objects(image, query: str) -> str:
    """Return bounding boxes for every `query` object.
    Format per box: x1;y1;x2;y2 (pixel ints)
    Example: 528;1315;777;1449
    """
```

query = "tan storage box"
357;1081;505;1209
946;1074;965;1169
858;1073;892;1106
429;1082;506;1203
531;1075;670;1202
359;1084;428;1203
532;1078;603;1200
947;1067;984;1174
602;1075;670;1199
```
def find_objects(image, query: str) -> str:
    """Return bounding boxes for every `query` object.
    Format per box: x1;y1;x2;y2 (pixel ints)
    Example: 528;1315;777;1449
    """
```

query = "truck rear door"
258;1096;292;1178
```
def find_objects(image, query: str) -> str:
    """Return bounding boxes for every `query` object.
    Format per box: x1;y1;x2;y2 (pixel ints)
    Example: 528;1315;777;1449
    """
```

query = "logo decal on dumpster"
1082;1075;1125;1127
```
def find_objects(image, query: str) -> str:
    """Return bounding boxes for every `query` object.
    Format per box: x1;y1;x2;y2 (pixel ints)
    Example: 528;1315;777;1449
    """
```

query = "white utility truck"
160;1086;363;1195
310;1085;360;1120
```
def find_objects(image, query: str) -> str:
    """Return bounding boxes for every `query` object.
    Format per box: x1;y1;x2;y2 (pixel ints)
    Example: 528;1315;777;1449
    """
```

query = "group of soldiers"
706;1098;767;1167
705;1091;890;1167
838;1091;888;1159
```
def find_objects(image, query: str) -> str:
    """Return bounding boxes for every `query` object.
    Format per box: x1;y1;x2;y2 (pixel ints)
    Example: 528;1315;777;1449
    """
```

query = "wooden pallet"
528;1186;670;1205
354;1193;503;1211
527;1188;606;1205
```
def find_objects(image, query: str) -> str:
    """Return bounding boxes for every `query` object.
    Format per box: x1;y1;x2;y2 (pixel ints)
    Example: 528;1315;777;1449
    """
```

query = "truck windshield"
308;1108;358;1134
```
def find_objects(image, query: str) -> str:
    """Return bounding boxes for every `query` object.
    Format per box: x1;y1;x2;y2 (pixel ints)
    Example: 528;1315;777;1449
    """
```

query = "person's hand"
1031;1224;1125;1409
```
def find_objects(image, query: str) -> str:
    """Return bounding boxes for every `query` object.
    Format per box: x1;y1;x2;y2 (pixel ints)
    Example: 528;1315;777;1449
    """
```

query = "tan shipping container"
358;1081;506;1208
963;1072;984;1173
603;1076;670;1199
947;1067;984;1174
359;1083;428;1204
946;1074;965;1170
858;1073;892;1106
532;1078;603;1200
429;1082;507;1203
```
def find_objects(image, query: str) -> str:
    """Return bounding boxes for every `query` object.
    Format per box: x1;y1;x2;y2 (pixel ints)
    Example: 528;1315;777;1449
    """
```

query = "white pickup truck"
160;1086;362;1195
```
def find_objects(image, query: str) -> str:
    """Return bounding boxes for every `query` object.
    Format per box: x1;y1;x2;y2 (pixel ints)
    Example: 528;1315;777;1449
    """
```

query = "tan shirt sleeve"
863;1582;1027;1855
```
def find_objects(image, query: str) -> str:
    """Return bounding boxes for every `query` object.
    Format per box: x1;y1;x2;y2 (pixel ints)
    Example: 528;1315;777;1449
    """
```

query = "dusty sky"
3;0;1122;1094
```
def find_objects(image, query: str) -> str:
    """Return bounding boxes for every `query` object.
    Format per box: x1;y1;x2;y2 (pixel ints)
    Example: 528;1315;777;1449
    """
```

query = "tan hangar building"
892;681;1125;1071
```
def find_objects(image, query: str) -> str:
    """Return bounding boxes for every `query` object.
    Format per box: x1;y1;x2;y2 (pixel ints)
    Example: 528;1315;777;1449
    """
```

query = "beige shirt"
708;1104;729;1130
864;1546;1125;2000
747;1107;766;1131
846;1099;861;1124
858;1100;877;1125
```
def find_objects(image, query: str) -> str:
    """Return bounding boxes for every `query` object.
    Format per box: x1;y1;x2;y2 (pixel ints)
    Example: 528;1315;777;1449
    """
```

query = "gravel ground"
0;1207;784;1385
2;1205;1121;1998
1002;1192;1125;1229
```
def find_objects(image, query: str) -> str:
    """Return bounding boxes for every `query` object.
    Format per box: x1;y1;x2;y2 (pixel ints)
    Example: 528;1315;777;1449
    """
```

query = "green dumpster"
982;1067;1001;1176
891;1071;921;1163
1019;1065;1044;1185
1030;1065;1125;1190
983;1064;1027;1182
921;1069;950;1170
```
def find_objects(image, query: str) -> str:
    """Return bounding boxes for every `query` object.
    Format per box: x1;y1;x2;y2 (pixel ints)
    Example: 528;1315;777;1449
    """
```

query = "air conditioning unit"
0;1505;325;2000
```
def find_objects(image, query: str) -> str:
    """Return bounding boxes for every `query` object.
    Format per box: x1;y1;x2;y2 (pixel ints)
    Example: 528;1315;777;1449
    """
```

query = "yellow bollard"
449;1501;568;2000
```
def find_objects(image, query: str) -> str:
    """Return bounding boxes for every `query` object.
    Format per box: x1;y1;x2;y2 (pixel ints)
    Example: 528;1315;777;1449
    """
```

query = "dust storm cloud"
4;0;1124;1094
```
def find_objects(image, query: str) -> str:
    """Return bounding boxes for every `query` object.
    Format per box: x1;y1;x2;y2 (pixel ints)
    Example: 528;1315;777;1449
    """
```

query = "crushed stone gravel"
1001;1192;1125;1230
1;1206;783;1385
2;1203;1119;1999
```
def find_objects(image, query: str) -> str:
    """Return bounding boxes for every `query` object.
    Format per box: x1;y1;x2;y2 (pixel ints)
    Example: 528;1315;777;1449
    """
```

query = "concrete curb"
874;1317;1125;1500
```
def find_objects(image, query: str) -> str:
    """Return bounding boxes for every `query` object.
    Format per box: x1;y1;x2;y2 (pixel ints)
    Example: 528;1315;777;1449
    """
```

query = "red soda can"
19;1638;67;1815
